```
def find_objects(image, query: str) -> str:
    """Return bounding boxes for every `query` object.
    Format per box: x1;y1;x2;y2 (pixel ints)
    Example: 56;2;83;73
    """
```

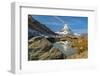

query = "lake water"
53;41;77;56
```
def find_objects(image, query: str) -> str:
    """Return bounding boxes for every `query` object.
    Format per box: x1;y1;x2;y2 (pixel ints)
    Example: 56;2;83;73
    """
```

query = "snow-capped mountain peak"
62;24;69;31
56;24;73;35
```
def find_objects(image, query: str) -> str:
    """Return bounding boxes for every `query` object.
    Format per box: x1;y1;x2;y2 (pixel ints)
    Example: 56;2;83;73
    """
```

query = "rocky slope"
28;35;88;60
28;36;65;60
28;15;57;39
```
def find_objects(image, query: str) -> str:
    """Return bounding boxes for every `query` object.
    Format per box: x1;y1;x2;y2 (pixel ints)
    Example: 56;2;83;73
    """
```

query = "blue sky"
32;15;88;34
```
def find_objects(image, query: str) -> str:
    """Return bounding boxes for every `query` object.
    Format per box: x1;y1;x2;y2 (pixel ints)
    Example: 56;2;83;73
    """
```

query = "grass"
67;36;88;59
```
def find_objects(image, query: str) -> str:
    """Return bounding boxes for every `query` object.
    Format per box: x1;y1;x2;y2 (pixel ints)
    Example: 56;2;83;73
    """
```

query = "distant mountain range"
28;15;57;39
56;24;88;37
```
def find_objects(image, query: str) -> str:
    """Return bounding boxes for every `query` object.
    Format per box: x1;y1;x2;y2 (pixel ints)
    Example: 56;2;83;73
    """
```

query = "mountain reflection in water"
53;41;77;56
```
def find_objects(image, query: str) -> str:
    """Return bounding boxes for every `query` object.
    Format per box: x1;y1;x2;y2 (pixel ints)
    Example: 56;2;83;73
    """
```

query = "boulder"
28;36;53;60
28;36;66;60
48;47;65;59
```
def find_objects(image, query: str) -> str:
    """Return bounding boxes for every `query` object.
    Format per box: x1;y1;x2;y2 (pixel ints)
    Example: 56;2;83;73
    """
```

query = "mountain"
28;15;57;39
74;33;81;36
56;24;73;35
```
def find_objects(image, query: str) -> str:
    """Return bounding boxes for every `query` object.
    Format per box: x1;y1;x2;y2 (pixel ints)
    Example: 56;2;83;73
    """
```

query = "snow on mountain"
74;33;81;36
56;24;73;35
56;24;82;37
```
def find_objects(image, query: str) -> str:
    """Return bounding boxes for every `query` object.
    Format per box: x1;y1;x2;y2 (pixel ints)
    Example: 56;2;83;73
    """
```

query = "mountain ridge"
28;15;57;39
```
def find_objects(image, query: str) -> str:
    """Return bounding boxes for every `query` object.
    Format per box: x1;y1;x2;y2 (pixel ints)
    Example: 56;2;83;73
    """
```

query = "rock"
28;36;67;60
38;47;66;60
38;52;49;60
28;35;88;60
28;36;53;60
48;47;65;59
28;36;52;52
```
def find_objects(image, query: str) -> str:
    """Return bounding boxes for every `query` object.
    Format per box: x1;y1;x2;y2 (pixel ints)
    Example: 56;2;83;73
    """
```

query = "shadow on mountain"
28;15;57;39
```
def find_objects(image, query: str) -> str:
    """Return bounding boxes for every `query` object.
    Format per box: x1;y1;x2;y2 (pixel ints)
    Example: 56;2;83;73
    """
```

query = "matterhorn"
56;24;73;35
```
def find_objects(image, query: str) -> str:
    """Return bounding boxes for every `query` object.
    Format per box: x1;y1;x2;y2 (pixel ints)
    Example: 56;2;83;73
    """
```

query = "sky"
32;15;88;34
